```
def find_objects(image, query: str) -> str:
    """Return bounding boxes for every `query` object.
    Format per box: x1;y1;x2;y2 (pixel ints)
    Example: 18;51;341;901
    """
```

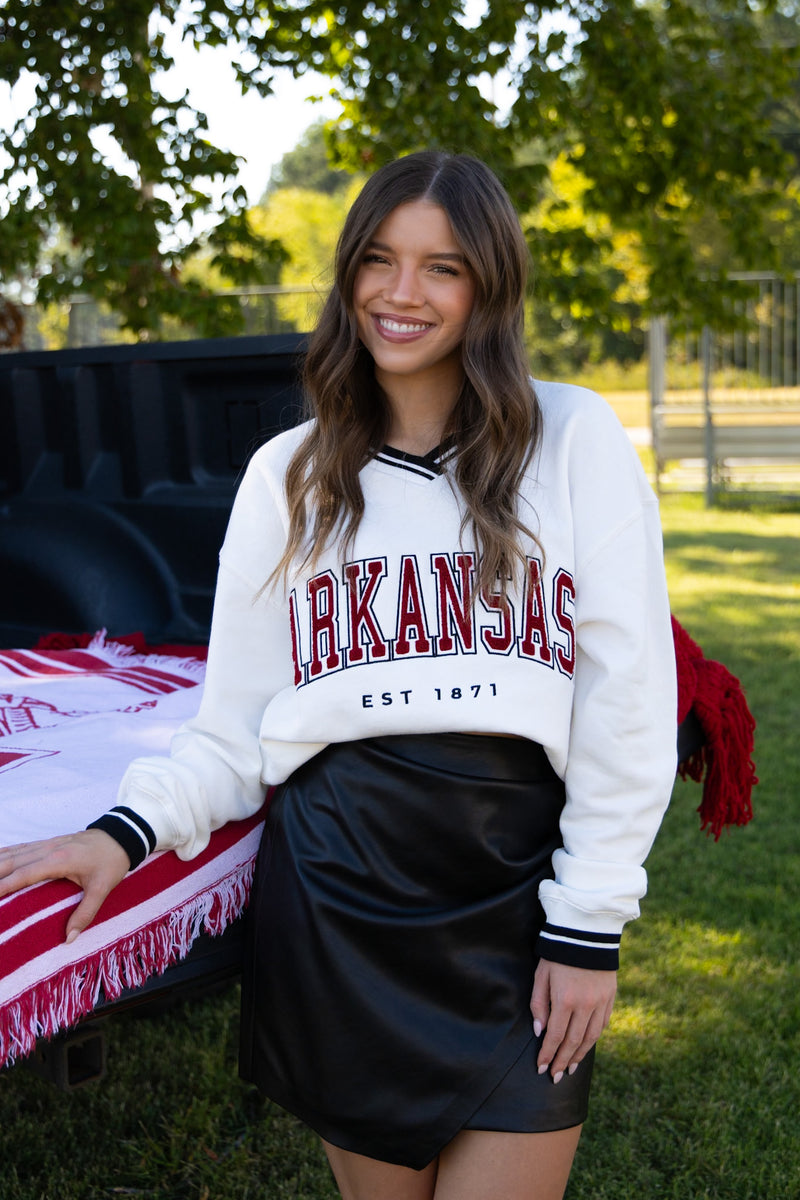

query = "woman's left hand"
530;958;617;1082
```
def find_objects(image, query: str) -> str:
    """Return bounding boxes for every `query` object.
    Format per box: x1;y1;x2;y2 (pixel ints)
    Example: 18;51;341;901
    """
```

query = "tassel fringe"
673;617;758;839
86;630;208;677
33;629;208;674
0;861;253;1070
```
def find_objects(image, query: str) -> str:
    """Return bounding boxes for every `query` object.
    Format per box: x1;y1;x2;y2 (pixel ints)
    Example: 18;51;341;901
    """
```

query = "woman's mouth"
373;314;434;342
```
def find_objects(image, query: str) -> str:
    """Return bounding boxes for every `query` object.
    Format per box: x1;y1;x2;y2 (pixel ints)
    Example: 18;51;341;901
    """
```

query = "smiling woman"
0;151;677;1200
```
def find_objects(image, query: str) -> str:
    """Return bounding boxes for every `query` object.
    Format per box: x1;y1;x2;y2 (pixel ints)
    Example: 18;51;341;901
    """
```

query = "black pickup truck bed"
0;334;306;1084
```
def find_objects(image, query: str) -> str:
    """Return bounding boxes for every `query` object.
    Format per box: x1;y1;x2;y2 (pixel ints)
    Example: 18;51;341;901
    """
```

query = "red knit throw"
672;616;757;839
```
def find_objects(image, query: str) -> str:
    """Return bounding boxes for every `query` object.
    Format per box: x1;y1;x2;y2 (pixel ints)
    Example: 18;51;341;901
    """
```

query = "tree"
2;0;799;347
264;121;353;197
259;0;800;330
525;155;651;373
0;0;284;345
249;181;359;327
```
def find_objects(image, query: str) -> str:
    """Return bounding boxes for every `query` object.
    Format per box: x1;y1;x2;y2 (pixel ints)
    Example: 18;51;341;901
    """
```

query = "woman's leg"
322;1125;580;1200
433;1126;582;1200
322;1140;439;1200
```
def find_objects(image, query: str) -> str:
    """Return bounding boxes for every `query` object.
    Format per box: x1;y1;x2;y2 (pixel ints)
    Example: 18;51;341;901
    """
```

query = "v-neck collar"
372;441;454;481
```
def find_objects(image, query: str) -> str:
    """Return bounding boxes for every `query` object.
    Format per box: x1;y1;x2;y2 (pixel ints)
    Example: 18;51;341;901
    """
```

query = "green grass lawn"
569;495;800;1200
1;495;798;1199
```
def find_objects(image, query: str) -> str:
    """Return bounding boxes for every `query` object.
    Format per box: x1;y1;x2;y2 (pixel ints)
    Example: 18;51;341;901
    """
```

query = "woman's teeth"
378;318;431;333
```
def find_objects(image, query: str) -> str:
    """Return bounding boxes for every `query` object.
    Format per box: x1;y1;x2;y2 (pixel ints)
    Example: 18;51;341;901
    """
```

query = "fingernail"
66;929;78;945
538;1063;549;1076
553;1070;564;1085
533;1019;543;1038
568;1062;578;1076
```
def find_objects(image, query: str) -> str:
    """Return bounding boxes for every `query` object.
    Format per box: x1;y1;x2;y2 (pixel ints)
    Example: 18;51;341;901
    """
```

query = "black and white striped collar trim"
372;442;455;481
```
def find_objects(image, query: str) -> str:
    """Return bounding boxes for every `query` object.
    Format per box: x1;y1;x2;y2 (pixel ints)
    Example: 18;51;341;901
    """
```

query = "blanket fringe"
86;630;207;679
0;860;254;1071
32;629;207;677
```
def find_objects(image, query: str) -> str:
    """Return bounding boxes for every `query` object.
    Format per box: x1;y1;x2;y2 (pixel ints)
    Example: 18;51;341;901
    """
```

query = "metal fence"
676;273;800;390
650;272;800;499
13;285;323;353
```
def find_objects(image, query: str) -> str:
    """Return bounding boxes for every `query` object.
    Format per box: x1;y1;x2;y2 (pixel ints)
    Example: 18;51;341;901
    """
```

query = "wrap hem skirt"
239;733;593;1169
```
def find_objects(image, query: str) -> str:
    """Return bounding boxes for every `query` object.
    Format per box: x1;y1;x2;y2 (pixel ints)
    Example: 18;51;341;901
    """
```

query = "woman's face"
352;199;476;396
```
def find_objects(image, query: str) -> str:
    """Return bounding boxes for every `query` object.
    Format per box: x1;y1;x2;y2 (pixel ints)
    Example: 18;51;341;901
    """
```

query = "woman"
0;152;677;1200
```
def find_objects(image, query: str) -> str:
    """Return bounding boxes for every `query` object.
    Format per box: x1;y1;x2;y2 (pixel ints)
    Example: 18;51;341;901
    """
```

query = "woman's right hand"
0;830;130;944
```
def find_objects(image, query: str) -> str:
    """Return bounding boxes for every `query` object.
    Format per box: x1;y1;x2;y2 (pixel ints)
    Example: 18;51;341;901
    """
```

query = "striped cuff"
87;806;157;871
535;923;620;971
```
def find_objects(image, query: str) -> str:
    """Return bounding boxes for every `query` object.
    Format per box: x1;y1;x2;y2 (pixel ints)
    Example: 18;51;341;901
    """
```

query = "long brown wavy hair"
271;151;542;599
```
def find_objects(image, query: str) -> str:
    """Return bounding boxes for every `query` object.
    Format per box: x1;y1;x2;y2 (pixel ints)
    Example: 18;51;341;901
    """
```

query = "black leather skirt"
239;733;593;1169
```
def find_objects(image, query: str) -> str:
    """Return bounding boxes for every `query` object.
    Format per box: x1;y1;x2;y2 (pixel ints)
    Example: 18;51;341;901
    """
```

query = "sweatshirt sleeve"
534;392;677;970
90;446;296;864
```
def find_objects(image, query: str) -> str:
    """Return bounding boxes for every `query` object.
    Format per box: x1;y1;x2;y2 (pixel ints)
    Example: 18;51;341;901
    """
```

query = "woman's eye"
430;264;459;277
362;252;390;266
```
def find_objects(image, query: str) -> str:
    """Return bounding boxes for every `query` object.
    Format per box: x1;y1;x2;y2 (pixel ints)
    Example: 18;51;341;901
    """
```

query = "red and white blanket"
0;635;266;1070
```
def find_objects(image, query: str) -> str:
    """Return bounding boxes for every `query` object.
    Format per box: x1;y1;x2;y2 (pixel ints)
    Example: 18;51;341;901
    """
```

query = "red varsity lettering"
394;556;432;656
290;553;574;685
431;552;475;654
553;569;576;677
519;557;553;665
288;592;304;686
307;571;341;677
343;559;389;664
479;587;515;654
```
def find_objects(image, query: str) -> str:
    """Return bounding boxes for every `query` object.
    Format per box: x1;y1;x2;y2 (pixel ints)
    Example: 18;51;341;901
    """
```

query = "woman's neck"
385;411;449;457
379;368;462;457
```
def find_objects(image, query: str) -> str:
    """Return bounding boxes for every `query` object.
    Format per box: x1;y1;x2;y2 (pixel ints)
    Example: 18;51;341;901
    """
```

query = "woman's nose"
384;263;424;306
